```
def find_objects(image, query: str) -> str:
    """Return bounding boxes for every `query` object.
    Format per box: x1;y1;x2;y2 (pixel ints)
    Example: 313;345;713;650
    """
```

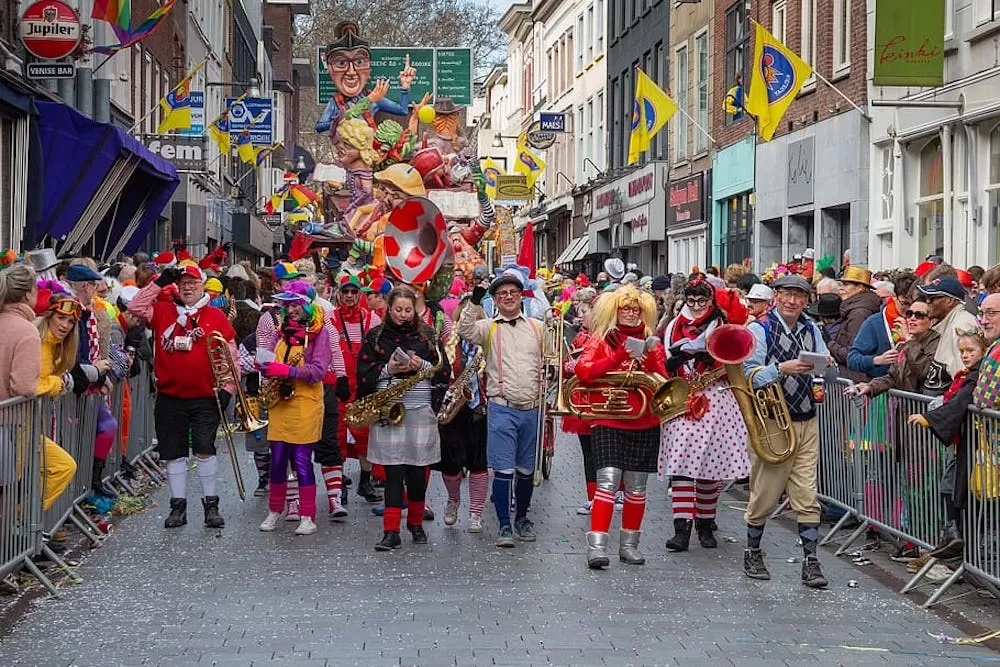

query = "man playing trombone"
458;269;543;547
129;264;239;530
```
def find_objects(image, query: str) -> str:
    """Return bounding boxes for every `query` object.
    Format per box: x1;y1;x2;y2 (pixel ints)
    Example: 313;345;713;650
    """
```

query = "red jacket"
575;333;667;431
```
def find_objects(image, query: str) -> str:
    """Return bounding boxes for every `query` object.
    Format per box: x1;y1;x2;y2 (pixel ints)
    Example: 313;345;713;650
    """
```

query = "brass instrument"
260;342;306;409
344;350;444;428
706;324;798;465
437;344;484;425
532;312;568;486
650;367;728;422
561;365;669;420
207;332;268;501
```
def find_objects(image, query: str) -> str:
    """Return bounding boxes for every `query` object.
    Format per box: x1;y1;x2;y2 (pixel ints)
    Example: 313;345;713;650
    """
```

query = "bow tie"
501;318;517;327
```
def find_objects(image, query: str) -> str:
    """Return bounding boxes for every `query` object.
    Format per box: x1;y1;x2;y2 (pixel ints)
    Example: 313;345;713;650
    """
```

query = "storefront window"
989;126;1000;263
724;192;753;267
918;138;944;260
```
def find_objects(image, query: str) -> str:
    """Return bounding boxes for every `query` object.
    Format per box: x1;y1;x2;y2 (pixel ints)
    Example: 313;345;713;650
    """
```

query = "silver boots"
619;529;646;565
587;531;610;569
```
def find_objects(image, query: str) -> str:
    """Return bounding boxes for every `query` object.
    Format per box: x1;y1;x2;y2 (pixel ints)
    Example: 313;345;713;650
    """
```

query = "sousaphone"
384;196;455;291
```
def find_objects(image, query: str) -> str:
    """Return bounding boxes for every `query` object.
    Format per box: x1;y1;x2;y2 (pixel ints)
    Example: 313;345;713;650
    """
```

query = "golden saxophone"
260;345;306;409
344;352;443;429
437;346;484;424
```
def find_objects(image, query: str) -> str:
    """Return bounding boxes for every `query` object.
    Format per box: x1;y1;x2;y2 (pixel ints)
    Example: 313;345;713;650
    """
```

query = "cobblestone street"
0;432;997;666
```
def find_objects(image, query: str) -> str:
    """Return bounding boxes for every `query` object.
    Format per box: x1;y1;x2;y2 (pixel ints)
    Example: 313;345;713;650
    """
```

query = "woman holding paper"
658;274;750;553
575;285;667;569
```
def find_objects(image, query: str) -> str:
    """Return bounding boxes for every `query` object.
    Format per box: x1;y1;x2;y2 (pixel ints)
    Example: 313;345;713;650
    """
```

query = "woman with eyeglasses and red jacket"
659;274;750;553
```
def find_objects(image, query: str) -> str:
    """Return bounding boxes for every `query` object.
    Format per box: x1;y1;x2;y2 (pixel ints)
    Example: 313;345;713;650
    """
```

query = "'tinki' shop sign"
20;0;81;60
666;172;704;227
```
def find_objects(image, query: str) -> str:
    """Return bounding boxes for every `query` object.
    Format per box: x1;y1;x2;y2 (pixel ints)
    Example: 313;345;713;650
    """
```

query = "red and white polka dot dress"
657;380;751;480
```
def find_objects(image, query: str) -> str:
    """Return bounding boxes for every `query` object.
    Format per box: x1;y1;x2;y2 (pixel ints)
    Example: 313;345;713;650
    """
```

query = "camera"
173;335;193;352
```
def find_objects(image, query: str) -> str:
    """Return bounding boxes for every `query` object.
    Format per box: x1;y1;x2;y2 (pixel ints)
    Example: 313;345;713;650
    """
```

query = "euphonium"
705;324;798;465
344;351;444;429
561;364;668;420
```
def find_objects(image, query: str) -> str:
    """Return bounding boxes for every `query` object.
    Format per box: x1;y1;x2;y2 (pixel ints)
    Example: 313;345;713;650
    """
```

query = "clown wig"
278;281;324;334
590;284;657;340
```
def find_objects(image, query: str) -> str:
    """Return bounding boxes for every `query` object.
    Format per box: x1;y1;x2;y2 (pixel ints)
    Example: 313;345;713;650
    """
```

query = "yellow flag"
627;67;678;165
513;146;546;190
156;59;207;134
481;158;504;200
744;20;813;141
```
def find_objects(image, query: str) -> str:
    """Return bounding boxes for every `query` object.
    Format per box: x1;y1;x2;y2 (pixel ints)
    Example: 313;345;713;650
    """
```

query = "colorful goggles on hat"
49;297;82;320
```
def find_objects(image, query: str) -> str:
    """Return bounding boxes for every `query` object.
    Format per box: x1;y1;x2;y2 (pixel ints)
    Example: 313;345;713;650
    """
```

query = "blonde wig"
337;118;380;166
590;284;657;341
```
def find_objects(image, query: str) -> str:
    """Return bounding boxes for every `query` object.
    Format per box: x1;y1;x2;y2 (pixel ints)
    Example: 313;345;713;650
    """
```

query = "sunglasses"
904;310;929;320
49;298;82;320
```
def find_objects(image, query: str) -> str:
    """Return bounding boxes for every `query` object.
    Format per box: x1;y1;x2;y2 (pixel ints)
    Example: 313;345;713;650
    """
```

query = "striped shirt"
256;309;345;376
329;308;382;376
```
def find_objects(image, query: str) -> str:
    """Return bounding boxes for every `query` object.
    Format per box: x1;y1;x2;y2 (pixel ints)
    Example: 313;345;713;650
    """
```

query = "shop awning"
555;236;587;267
35;101;179;259
570;235;591;262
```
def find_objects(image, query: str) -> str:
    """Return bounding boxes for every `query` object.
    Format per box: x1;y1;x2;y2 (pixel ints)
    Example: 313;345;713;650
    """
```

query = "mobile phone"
391;347;411;365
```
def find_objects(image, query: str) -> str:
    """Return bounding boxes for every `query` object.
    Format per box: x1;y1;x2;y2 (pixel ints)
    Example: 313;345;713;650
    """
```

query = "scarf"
607;322;648;350
85;310;100;363
162;294;210;347
337;300;364;323
671;305;723;346
944;367;971;403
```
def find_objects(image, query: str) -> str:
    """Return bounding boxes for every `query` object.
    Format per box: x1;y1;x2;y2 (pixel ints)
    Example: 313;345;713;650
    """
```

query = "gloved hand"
60;372;74;395
666;351;692;375
335;375;352;402
471;285;488;306
218;389;232;412
154;266;181;287
473;171;487;199
262;362;296;379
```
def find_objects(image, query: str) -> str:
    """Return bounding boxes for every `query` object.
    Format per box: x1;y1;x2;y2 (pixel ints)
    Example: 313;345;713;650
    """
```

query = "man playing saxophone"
742;274;831;588
458;269;543;547
128;264;238;530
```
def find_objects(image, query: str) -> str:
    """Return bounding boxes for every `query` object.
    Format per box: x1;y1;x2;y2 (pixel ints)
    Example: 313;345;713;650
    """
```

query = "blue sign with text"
539;112;566;132
226;96;273;145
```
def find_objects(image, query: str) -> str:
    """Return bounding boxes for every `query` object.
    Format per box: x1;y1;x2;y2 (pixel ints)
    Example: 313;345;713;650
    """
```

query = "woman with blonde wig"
574;285;667;569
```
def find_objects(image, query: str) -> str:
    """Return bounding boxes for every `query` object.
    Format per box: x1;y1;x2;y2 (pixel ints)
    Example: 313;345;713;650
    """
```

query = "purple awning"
35;101;179;257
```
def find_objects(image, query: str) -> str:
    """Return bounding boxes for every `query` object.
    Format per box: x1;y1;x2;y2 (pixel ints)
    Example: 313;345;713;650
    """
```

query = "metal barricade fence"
815;379;864;543
0;397;43;586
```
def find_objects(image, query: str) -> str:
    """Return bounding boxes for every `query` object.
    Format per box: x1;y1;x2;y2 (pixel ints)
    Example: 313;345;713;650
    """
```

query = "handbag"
972;419;1000;500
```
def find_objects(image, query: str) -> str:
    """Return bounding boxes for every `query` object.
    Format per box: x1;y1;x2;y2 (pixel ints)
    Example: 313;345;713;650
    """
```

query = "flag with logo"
255;142;281;167
627;67;678;165
235;130;256;165
264;185;289;215
206;93;246;154
157;59;206;134
744;20;813;141
513;147;546;190
481;158;504;200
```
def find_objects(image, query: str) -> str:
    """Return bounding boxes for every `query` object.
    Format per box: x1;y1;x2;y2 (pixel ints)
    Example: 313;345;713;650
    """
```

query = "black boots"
408;523;428;544
930;520;965;560
357;478;383;503
665;519;692;552
164;498;187;528
91;458;118;499
375;531;402;551
202;496;225;528
695;518;718;549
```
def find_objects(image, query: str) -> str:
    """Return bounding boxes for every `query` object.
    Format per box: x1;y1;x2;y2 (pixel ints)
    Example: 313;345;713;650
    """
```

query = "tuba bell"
383;196;455;286
706;324;798;465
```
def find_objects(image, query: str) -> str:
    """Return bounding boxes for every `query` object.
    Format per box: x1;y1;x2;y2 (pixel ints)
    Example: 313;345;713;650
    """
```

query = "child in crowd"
907;330;989;559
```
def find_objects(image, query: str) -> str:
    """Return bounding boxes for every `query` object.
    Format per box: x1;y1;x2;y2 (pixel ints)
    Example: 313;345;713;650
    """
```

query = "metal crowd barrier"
813;384;1000;609
0;362;159;597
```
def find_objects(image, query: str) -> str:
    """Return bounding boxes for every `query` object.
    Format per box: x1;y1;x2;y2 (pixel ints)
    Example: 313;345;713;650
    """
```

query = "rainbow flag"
91;0;131;43
288;184;318;208
91;0;177;55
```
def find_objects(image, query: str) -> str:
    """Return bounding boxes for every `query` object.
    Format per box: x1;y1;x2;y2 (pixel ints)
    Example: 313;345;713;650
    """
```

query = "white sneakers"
285;499;300;521
467;513;483;533
294;517;317;535
259;512;281;532
577;500;593;515
444;499;460;526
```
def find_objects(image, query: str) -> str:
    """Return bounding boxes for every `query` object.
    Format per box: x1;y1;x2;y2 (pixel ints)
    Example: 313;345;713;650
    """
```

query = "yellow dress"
266;338;323;444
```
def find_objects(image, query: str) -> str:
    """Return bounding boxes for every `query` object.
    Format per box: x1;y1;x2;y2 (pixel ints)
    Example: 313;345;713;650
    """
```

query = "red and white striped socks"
321;466;343;502
695;480;722;519
670;478;696;520
468;472;488;516
443;473;463;503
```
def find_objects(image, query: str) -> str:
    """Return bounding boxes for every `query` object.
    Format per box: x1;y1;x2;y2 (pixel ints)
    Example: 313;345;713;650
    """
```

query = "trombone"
534;310;570;486
207;332;268;501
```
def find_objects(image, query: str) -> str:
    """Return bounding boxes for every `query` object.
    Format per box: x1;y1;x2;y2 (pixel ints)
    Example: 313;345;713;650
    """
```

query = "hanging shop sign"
666;172;704;227
20;0;81;60
26;61;74;78
591;162;666;245
496;174;531;204
526;120;557;150
142;135;208;172
873;0;945;86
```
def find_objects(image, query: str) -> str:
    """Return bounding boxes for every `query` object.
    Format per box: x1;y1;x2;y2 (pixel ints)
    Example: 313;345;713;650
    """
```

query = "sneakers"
164;498;187;529
514;517;536;542
328;496;348;520
375;531;402;551
496;525;516;548
743;549;771;580
444;499;460;526
253;476;268;497
468;513;483;533
294;517;317;535
926;563;955;583
259;511;281;532
576;500;593;515
801;557;829;588
424;505;435;521
285;499;300;521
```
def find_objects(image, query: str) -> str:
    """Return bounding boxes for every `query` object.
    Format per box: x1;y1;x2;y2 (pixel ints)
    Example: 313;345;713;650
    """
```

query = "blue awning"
35;101;179;258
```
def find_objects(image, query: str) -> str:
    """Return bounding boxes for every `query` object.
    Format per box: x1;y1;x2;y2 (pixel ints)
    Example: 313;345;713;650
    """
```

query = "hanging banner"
873;0;945;86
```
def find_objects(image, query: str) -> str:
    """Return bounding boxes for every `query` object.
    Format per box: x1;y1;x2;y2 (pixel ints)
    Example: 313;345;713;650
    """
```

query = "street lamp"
492;132;522;148
206;72;263;97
